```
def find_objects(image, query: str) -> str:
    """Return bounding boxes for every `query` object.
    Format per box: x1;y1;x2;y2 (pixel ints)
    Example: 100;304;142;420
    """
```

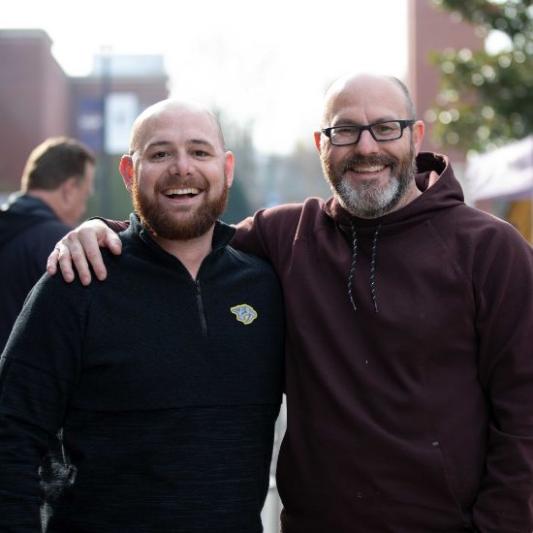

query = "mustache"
342;154;397;173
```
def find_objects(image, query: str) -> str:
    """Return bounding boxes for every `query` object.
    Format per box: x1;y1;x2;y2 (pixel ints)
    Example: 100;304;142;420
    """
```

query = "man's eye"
373;124;397;134
151;151;168;159
193;150;210;157
334;127;357;136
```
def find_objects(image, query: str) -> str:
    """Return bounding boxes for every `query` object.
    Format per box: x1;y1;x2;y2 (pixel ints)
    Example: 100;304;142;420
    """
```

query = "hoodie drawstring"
348;223;359;312
369;225;381;313
348;223;381;313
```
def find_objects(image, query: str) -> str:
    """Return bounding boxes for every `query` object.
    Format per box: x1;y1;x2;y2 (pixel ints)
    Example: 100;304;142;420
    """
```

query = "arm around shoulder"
232;202;305;264
46;217;125;285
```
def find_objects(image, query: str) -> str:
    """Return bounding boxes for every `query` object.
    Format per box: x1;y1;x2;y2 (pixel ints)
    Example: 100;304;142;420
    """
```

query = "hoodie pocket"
432;441;474;529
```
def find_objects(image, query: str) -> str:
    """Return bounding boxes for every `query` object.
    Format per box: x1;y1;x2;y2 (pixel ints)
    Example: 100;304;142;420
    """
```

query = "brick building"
0;29;169;205
407;0;484;166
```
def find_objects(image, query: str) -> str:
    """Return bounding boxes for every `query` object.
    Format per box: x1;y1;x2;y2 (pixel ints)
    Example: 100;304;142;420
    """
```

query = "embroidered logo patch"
230;304;258;325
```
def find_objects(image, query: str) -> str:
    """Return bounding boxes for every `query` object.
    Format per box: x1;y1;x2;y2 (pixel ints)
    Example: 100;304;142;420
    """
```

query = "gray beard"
324;145;417;219
335;174;403;218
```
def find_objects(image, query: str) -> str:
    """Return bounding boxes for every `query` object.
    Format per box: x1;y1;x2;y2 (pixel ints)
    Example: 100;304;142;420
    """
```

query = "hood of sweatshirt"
0;194;59;248
323;152;463;231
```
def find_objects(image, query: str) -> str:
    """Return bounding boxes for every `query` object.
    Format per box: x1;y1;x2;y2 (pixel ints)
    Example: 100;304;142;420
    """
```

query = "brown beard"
132;177;229;241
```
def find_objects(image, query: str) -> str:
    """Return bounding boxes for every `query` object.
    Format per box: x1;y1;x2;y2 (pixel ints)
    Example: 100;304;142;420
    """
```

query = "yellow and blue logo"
230;304;258;325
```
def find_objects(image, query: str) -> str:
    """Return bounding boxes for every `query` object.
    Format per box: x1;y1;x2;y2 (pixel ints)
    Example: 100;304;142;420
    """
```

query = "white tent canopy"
465;135;533;202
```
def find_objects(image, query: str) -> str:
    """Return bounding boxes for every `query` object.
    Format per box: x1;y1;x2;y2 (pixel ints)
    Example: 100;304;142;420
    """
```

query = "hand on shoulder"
46;219;122;286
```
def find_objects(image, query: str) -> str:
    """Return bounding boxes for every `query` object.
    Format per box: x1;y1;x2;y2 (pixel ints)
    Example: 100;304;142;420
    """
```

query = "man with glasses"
47;73;533;532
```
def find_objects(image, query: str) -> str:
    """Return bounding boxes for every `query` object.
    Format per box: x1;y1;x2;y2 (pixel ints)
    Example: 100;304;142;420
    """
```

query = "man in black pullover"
0;100;284;532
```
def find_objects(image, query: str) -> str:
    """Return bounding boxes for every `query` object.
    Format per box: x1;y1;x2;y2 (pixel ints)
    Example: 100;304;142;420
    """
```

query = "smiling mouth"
162;187;201;199
346;164;388;174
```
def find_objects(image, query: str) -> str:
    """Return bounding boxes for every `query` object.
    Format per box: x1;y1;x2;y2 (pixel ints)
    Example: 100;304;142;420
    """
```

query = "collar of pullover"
125;213;236;262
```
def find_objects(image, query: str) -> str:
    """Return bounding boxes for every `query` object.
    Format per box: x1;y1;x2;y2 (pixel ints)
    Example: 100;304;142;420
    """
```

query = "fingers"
104;229;123;256
45;220;121;286
77;228;108;283
46;238;81;284
63;232;93;285
46;247;60;276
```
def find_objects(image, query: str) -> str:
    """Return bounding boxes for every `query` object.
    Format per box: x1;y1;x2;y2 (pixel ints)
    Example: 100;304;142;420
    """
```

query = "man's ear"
313;131;322;152
412;120;425;154
60;176;80;204
119;155;134;191
224;151;235;188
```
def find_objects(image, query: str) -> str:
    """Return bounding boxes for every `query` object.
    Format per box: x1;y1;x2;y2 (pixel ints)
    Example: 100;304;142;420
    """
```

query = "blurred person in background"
0;136;95;351
0;100;284;532
0;136;94;528
47;74;533;532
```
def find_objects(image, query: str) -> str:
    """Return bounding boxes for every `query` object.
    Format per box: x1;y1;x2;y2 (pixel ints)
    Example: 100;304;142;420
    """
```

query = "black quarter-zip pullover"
0;214;285;533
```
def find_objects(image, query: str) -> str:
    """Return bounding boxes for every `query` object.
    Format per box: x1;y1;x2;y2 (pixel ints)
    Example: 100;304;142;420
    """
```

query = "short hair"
388;76;416;119
21;137;95;192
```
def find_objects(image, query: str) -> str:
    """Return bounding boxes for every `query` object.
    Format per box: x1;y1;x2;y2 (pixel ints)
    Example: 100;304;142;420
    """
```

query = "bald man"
0;101;284;532
49;74;533;532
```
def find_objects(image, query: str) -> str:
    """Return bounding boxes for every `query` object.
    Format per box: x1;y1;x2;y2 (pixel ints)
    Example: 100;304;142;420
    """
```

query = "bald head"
321;74;416;127
129;99;225;156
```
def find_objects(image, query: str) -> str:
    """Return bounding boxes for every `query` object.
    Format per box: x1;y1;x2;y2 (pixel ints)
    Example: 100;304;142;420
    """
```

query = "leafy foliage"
429;0;532;153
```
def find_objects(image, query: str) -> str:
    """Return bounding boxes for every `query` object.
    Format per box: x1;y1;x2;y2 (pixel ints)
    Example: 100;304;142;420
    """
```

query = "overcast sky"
3;0;408;154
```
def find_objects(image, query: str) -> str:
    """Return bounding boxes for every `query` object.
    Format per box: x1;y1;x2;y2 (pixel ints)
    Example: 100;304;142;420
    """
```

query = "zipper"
195;279;208;337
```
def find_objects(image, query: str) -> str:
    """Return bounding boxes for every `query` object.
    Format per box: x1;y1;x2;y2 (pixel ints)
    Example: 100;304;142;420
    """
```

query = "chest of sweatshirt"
257;198;492;437
66;240;285;412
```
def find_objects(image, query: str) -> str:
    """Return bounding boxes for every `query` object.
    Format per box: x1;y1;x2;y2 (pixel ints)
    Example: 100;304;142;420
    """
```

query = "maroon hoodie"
232;152;533;532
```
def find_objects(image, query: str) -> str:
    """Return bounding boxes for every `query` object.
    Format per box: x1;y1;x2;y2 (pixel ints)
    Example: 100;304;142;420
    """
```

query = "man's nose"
354;129;380;155
170;155;192;176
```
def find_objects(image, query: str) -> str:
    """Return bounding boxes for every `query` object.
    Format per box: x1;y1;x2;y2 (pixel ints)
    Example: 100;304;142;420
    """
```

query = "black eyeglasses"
322;120;416;146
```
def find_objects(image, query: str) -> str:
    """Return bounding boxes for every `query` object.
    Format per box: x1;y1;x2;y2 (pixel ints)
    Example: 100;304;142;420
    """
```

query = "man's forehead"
133;110;221;151
324;75;407;121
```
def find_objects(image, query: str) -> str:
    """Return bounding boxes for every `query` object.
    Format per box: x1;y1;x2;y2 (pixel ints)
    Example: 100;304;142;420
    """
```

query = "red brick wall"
407;0;483;162
0;29;168;194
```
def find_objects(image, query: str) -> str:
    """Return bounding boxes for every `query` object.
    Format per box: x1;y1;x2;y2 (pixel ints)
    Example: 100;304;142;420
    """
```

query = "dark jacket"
0;214;285;532
232;153;533;533
0;194;70;350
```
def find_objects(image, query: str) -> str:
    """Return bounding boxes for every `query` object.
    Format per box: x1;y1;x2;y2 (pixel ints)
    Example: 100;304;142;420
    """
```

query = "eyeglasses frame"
321;119;416;146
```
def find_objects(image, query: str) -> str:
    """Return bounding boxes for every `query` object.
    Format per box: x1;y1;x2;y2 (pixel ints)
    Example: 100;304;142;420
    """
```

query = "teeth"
350;165;386;173
164;188;200;196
